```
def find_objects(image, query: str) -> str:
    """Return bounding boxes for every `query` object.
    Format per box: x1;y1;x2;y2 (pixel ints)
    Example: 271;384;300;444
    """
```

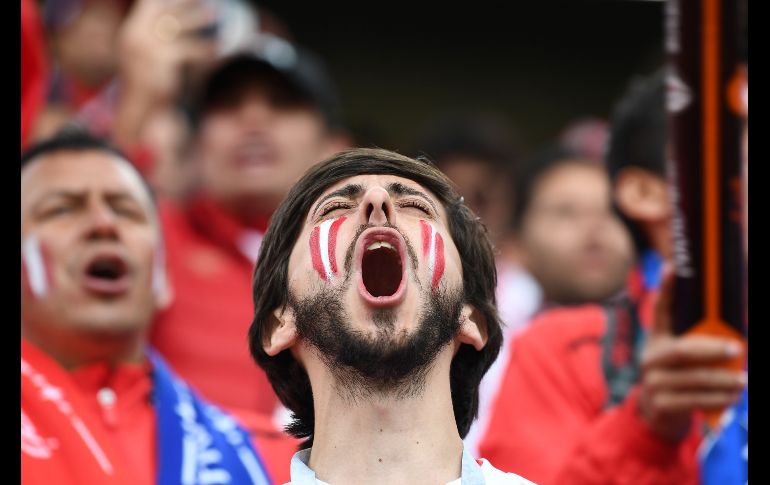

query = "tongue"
362;248;402;297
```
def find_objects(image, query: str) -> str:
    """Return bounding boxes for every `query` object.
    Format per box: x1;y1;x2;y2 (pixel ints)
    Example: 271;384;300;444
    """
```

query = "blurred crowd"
20;0;748;484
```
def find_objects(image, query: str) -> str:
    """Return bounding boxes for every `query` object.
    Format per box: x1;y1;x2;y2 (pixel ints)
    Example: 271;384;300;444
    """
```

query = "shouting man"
20;131;271;485
249;148;534;484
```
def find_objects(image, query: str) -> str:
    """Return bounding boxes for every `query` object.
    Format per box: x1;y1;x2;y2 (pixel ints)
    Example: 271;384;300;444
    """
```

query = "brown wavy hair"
248;148;502;446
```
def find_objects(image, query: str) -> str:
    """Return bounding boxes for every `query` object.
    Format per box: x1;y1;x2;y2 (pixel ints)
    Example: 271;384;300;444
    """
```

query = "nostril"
364;198;392;223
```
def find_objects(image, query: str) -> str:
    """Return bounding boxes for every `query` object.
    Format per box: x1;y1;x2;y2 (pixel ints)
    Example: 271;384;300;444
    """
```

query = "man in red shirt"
20;131;272;484
477;72;747;484
149;38;350;433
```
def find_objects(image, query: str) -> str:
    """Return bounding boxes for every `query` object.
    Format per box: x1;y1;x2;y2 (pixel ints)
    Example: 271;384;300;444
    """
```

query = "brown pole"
664;0;747;427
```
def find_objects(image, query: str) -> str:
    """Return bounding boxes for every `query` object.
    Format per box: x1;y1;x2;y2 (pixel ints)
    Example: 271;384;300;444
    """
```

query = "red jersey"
21;338;297;484
150;196;278;416
150;196;298;482
21;339;155;485
477;270;703;484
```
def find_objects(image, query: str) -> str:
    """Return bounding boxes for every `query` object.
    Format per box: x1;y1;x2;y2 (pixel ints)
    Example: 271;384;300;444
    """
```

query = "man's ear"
263;306;298;356
456;303;488;351
615;167;670;223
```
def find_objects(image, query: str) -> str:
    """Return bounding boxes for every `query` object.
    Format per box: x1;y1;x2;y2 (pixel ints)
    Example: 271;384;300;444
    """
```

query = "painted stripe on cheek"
420;220;445;290
432;232;445;289
151;242;166;297
311;217;346;282
420;220;432;257
318;219;334;281
328;216;346;274
310;226;326;281
21;235;50;297
428;225;437;278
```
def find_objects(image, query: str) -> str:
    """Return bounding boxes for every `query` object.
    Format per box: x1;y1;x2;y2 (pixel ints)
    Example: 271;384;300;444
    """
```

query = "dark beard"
289;284;464;401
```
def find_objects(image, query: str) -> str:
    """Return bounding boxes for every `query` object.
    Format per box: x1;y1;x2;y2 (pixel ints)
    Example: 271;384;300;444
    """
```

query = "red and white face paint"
310;216;346;282
420;220;445;290
151;241;167;299
21;234;52;298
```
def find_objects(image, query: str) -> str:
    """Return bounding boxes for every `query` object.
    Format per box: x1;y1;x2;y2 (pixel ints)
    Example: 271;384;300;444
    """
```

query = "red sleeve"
478;306;701;485
552;387;701;485
21;0;48;148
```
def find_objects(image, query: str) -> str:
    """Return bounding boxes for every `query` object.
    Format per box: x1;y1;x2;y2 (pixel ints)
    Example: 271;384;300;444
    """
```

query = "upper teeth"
367;241;395;251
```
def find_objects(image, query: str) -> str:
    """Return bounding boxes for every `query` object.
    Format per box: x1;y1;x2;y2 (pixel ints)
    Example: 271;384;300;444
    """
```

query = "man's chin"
68;310;150;336
292;284;464;400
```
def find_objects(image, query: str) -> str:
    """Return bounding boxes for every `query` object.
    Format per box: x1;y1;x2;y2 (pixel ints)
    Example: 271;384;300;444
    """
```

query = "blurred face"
285;175;467;393
439;157;513;245
197;80;338;215
53;0;124;87
521;161;634;305
21;150;160;354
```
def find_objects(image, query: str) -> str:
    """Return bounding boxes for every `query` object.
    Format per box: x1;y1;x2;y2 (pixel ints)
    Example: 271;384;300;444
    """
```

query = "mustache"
342;223;420;276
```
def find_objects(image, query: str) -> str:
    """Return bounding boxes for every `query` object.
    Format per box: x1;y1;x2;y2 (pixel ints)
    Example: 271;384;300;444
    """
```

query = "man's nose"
240;96;272;129
358;186;396;226
85;203;119;240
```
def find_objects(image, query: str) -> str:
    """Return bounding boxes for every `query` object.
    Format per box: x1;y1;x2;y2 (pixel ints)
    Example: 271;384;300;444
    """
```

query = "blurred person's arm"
478;270;744;484
112;0;217;152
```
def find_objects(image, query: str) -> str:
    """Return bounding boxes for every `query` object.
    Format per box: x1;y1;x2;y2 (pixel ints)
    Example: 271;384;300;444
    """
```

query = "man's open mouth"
356;228;407;307
82;253;131;296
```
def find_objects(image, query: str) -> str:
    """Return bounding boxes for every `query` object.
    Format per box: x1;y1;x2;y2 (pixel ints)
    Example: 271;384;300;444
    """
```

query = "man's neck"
22;326;147;370
306;347;464;485
644;219;673;260
211;195;275;230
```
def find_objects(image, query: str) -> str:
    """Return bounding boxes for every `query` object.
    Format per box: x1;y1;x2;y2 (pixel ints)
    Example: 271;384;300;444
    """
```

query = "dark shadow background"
256;0;664;153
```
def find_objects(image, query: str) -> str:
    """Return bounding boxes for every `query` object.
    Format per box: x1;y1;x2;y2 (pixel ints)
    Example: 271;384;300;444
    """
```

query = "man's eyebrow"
387;182;438;213
30;190;82;210
31;190;147;212
312;183;364;216
106;192;143;204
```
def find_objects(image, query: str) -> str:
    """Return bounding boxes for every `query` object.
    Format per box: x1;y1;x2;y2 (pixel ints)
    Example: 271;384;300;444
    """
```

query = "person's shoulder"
157;197;191;230
478;458;538;484
522;304;607;344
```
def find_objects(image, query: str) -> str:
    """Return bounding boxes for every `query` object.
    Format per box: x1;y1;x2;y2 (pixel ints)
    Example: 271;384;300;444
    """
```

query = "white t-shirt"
287;447;536;484
446;457;537;484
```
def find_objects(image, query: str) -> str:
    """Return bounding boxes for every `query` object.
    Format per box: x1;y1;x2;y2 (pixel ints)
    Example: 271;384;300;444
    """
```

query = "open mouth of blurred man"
81;250;132;297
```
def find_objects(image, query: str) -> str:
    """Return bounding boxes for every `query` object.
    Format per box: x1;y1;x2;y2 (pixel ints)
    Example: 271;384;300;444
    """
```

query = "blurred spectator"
413;113;542;456
133;106;195;201
477;71;746;484
32;0;292;200
34;0;134;139
30;0;222;198
415;113;521;248
558;116;610;163
20;131;272;485
21;0;49;149
149;34;350;447
514;145;635;307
